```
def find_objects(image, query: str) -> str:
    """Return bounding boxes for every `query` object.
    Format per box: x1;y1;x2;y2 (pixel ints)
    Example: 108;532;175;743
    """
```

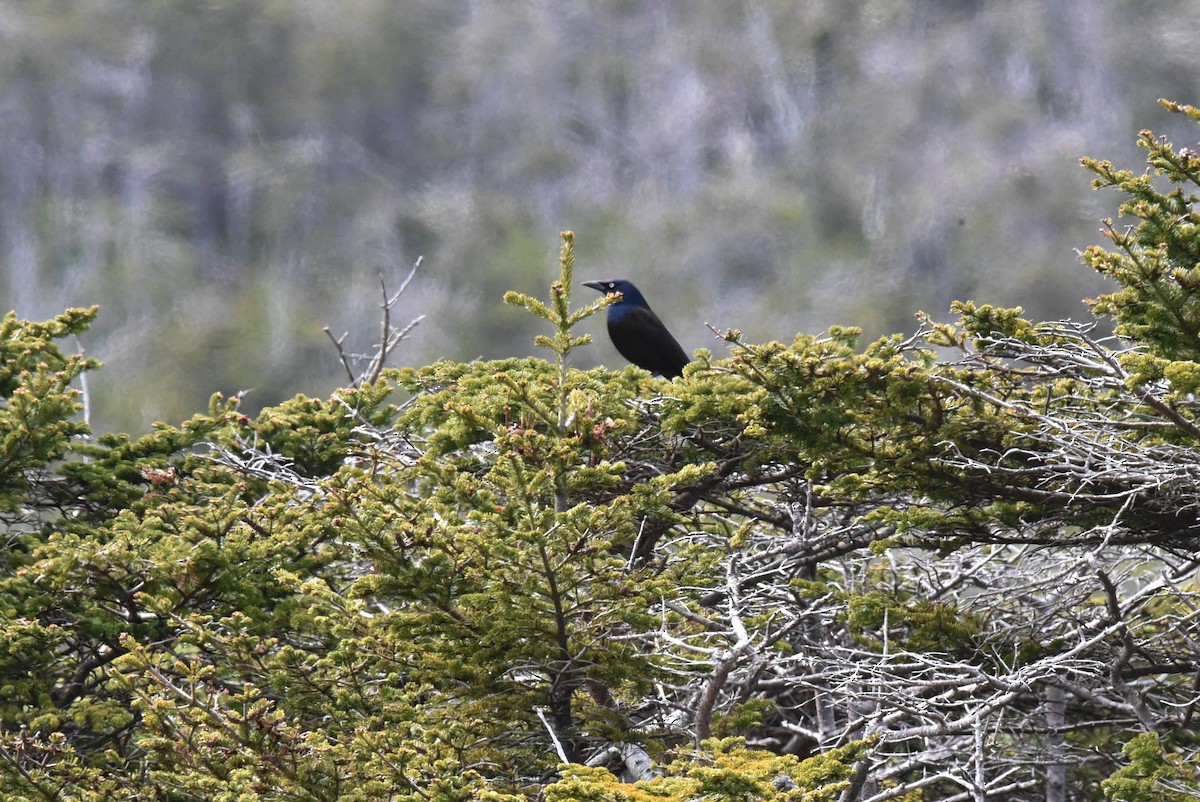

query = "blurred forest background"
1;0;1197;434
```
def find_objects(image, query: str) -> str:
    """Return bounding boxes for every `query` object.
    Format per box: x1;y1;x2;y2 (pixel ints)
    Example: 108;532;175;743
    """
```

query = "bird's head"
582;279;649;308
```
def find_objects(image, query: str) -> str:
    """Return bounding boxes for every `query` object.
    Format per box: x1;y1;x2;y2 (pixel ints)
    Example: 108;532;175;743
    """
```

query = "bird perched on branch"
583;279;689;378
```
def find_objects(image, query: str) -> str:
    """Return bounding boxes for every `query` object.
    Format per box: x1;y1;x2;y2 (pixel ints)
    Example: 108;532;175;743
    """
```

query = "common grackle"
583;279;689;378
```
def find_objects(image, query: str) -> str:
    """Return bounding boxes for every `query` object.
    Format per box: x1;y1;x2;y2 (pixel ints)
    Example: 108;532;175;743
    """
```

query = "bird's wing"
609;307;689;378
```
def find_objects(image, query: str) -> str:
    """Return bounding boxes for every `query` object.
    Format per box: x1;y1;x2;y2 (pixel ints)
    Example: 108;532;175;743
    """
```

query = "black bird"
582;279;689;378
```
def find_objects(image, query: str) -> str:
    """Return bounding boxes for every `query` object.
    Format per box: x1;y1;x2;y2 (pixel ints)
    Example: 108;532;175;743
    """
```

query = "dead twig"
324;256;426;387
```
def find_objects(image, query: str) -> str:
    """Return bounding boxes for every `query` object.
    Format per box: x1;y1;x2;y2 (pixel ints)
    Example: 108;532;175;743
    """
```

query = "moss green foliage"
0;308;98;513
0;233;861;799
1101;733;1200;801
546;738;866;802
1082;101;1200;363
6;109;1200;799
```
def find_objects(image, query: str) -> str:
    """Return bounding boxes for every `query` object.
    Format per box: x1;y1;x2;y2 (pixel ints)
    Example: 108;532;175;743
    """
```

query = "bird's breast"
606;304;636;322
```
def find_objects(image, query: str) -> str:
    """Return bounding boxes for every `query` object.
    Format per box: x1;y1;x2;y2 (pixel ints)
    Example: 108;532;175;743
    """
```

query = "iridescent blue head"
582;279;650;315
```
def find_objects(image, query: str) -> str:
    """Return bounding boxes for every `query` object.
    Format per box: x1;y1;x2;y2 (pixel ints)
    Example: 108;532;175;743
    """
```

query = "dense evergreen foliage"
4;102;1200;800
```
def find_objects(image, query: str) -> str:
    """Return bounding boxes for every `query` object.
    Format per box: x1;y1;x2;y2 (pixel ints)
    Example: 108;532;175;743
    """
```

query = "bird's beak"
582;280;605;292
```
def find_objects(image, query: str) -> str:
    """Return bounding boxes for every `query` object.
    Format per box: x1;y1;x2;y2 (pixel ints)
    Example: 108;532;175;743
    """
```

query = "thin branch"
323;256;425;387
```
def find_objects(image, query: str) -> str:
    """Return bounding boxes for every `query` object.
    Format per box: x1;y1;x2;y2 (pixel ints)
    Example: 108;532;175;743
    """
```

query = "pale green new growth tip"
504;231;616;366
